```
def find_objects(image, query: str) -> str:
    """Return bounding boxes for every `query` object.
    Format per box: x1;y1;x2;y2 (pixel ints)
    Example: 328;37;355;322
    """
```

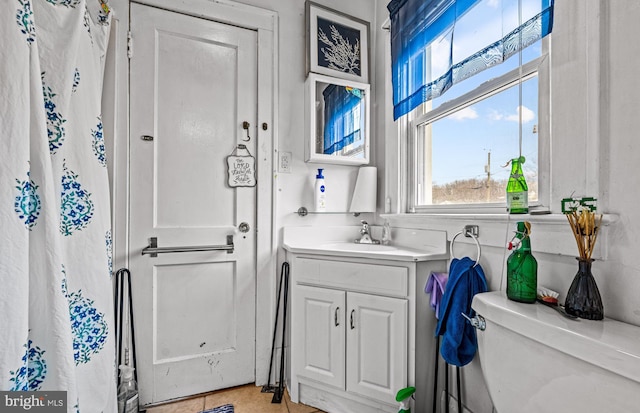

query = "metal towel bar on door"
141;235;234;257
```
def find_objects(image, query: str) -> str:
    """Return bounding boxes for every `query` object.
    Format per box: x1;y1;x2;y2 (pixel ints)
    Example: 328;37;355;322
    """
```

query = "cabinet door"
292;285;346;389
346;292;408;404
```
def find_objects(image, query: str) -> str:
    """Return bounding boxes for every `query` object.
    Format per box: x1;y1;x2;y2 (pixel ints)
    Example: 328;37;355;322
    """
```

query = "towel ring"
450;231;481;267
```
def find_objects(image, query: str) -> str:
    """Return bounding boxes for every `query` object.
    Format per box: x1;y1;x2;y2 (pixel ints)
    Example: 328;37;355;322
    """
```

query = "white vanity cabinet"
294;284;407;404
288;253;447;413
345;291;407;402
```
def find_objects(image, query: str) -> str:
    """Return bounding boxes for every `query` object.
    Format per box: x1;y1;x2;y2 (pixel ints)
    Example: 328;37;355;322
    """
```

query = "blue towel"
435;257;488;367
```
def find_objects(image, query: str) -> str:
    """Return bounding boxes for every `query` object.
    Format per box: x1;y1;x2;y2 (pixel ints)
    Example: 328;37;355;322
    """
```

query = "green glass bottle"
507;221;537;303
506;156;528;214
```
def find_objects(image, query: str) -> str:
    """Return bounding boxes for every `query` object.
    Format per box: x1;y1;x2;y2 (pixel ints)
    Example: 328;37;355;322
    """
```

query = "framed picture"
306;1;370;83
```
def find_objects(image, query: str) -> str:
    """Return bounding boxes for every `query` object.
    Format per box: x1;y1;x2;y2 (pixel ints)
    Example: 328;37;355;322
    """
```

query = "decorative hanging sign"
227;144;256;187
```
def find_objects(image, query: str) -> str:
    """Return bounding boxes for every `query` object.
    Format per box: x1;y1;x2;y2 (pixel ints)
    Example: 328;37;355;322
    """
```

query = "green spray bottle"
396;386;416;413
506;156;528;214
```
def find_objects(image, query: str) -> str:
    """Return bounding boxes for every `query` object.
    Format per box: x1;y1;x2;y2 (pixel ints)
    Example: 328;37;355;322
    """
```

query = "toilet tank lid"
472;291;640;385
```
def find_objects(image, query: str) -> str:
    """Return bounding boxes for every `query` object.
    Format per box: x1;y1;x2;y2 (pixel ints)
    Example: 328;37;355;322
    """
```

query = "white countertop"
282;226;448;262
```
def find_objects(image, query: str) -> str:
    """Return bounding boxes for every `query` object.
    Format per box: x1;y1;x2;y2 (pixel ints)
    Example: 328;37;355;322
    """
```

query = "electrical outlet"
279;151;292;173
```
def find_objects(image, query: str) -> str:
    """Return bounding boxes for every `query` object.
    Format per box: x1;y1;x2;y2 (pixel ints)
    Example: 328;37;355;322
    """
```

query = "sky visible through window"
429;42;541;186
431;77;538;185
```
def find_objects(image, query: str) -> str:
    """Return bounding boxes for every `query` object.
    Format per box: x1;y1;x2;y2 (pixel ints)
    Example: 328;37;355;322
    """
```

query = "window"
408;44;547;211
388;0;554;212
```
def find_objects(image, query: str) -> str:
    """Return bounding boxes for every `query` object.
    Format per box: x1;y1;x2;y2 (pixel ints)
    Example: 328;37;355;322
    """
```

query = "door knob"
238;222;250;233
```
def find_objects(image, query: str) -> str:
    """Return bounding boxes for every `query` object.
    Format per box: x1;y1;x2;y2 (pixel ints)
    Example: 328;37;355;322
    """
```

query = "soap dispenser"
382;219;392;245
314;168;326;212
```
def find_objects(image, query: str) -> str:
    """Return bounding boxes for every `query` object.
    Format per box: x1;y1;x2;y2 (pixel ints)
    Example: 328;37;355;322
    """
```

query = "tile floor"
145;384;326;413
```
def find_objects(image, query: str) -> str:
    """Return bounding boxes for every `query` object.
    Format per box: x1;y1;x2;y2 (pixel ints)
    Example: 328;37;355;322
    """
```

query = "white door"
292;285;346;389
346;292;407;404
129;3;258;406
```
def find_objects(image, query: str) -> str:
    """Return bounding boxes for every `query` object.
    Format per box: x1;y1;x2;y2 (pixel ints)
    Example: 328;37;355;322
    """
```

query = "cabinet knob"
335;307;340;326
350;309;356;330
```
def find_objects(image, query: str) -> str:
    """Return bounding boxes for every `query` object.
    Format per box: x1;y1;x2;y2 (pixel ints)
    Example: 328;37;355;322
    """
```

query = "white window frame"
401;44;551;214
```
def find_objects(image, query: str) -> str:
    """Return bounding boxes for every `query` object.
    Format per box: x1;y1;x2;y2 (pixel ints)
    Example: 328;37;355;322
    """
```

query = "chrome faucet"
355;220;380;244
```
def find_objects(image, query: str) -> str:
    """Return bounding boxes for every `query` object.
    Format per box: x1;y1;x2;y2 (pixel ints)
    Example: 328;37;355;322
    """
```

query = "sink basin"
320;242;398;252
282;226;448;262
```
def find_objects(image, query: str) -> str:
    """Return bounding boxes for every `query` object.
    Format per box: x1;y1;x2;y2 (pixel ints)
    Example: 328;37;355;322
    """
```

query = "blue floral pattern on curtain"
1;1;116;411
8;340;48;391
322;84;363;155
14;170;42;230
388;0;554;120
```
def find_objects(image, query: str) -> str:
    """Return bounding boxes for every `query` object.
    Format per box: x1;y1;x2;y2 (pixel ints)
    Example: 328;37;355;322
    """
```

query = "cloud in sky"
488;106;535;123
449;107;479;121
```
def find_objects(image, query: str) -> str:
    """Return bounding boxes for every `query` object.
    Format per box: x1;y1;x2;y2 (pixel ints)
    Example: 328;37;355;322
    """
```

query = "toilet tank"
471;291;640;413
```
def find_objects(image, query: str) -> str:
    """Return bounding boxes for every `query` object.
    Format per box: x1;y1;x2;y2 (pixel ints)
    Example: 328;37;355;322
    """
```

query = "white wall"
601;0;640;325
266;0;382;233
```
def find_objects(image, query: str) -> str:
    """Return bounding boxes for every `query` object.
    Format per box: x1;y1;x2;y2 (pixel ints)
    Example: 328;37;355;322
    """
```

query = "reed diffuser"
561;197;604;320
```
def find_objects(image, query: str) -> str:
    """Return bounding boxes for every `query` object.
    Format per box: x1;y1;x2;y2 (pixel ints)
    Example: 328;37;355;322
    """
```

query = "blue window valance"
388;0;554;120
323;85;363;155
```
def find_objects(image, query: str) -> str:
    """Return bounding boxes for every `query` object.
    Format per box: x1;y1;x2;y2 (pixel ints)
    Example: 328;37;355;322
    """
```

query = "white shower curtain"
1;1;116;411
